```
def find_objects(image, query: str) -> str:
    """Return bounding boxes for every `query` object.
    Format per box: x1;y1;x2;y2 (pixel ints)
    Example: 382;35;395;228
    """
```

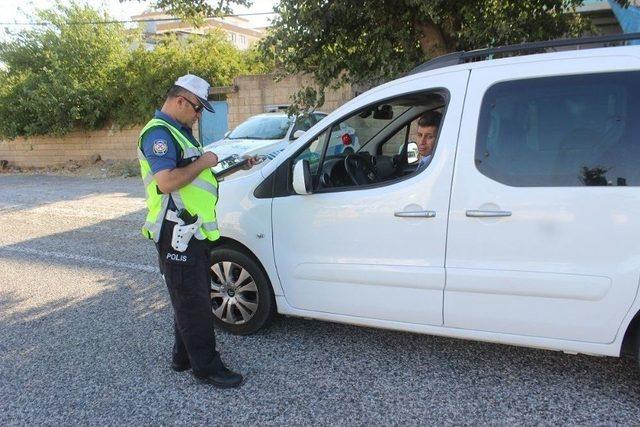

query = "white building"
131;11;265;50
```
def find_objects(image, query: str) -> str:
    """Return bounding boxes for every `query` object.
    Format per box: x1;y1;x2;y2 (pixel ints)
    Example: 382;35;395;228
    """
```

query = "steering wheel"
344;153;378;185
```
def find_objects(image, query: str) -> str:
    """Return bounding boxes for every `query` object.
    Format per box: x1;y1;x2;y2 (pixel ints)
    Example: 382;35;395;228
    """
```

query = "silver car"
205;111;327;175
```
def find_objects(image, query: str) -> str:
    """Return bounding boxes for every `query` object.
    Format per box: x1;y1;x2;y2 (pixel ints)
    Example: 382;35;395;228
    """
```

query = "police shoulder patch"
152;139;169;156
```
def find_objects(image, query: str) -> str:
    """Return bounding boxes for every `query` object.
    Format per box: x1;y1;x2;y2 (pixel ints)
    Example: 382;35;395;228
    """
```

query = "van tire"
209;245;275;335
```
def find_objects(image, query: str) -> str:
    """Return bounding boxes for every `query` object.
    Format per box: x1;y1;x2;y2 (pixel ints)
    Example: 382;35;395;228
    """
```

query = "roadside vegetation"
259;0;599;111
0;0;632;137
138;0;631;112
0;1;271;139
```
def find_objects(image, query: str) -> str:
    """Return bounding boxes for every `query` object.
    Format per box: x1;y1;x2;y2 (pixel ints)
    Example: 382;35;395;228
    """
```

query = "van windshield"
227;116;293;140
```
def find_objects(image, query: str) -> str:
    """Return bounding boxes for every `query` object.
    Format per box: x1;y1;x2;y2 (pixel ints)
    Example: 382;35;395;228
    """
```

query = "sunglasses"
179;96;204;113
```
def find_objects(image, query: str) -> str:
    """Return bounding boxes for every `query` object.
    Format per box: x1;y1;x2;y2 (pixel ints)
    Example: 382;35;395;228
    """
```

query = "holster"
165;209;202;252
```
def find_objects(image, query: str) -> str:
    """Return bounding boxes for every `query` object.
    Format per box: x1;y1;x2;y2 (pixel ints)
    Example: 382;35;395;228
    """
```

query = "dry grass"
0;158;141;179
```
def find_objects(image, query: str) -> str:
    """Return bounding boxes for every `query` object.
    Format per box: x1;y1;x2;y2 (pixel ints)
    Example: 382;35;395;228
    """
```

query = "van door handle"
466;210;512;218
394;210;436;218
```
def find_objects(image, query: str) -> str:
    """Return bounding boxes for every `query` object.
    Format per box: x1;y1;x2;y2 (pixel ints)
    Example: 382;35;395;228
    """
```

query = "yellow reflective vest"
137;118;220;242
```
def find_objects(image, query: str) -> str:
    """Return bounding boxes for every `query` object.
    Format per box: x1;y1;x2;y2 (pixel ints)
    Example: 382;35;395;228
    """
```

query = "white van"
208;35;640;367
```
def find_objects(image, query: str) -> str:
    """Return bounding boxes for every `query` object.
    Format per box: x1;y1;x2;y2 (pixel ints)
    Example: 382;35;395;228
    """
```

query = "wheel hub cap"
210;261;259;325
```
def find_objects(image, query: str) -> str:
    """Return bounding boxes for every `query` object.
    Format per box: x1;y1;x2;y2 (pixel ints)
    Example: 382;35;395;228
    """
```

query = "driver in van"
415;110;441;170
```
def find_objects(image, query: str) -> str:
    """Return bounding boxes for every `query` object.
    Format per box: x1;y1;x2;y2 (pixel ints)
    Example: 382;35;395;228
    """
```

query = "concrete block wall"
226;74;353;130
0;115;209;168
0;127;142;168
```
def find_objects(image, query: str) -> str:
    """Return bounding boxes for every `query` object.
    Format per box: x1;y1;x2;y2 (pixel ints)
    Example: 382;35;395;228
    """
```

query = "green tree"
0;1;130;137
112;30;271;125
259;0;603;110
0;1;272;138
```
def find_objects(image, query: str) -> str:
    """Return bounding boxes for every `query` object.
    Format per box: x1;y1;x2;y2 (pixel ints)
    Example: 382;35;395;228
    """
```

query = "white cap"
174;74;214;112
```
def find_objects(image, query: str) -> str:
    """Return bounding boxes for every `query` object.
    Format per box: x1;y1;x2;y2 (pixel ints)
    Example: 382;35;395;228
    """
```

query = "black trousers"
156;219;222;376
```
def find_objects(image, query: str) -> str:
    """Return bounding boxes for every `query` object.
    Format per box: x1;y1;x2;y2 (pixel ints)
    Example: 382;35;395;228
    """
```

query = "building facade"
577;0;640;36
131;11;265;50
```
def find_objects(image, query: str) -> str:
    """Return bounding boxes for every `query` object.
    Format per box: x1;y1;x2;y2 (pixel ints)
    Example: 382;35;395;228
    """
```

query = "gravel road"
1;174;639;425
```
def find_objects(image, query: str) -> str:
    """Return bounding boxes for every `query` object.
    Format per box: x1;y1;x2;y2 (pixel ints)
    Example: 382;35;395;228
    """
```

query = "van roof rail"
408;32;640;75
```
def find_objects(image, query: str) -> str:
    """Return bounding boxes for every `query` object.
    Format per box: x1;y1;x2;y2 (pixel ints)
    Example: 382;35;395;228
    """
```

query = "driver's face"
416;125;438;157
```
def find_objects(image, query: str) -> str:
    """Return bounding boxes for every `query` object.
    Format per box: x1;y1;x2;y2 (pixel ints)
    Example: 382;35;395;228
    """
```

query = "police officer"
137;74;255;388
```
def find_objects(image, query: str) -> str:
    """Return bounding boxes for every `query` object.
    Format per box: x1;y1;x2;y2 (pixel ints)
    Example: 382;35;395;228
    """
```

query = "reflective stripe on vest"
138;118;220;242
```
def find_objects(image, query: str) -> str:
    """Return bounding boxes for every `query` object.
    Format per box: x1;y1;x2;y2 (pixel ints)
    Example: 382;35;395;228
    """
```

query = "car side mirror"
292;160;312;195
223;131;231;138
291;130;306;140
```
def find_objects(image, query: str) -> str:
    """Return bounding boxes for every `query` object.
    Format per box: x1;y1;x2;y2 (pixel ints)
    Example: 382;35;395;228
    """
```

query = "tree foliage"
0;1;271;139
0;2;130;137
259;0;596;110
112;32;269;125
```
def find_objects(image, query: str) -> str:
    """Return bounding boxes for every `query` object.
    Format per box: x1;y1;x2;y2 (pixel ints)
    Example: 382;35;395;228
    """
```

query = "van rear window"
475;71;640;187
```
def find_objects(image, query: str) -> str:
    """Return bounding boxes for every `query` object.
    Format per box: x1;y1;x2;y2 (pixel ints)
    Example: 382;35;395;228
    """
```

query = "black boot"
171;359;191;372
194;366;243;388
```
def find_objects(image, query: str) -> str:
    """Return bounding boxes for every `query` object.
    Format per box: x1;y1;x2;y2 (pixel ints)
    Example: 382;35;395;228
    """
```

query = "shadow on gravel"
2;253;640;425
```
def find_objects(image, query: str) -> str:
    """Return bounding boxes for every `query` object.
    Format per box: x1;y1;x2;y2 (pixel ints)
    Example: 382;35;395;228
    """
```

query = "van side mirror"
292;160;312;195
291;130;306;140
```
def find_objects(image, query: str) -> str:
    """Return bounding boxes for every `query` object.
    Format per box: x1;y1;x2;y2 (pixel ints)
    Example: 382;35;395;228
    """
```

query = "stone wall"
225;74;353;130
0;127;142;168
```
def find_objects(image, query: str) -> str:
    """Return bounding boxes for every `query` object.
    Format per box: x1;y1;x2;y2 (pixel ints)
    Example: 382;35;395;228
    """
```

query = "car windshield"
227;116;293;140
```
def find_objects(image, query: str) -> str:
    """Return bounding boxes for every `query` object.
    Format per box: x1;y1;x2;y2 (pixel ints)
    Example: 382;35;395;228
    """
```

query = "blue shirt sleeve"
141;127;180;174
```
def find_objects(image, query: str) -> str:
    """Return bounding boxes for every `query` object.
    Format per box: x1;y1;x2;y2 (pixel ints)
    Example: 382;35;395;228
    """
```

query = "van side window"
475;71;640;187
290;91;447;192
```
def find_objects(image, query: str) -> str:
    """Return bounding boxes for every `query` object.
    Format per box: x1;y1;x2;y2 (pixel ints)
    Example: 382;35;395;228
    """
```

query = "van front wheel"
209;246;275;335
